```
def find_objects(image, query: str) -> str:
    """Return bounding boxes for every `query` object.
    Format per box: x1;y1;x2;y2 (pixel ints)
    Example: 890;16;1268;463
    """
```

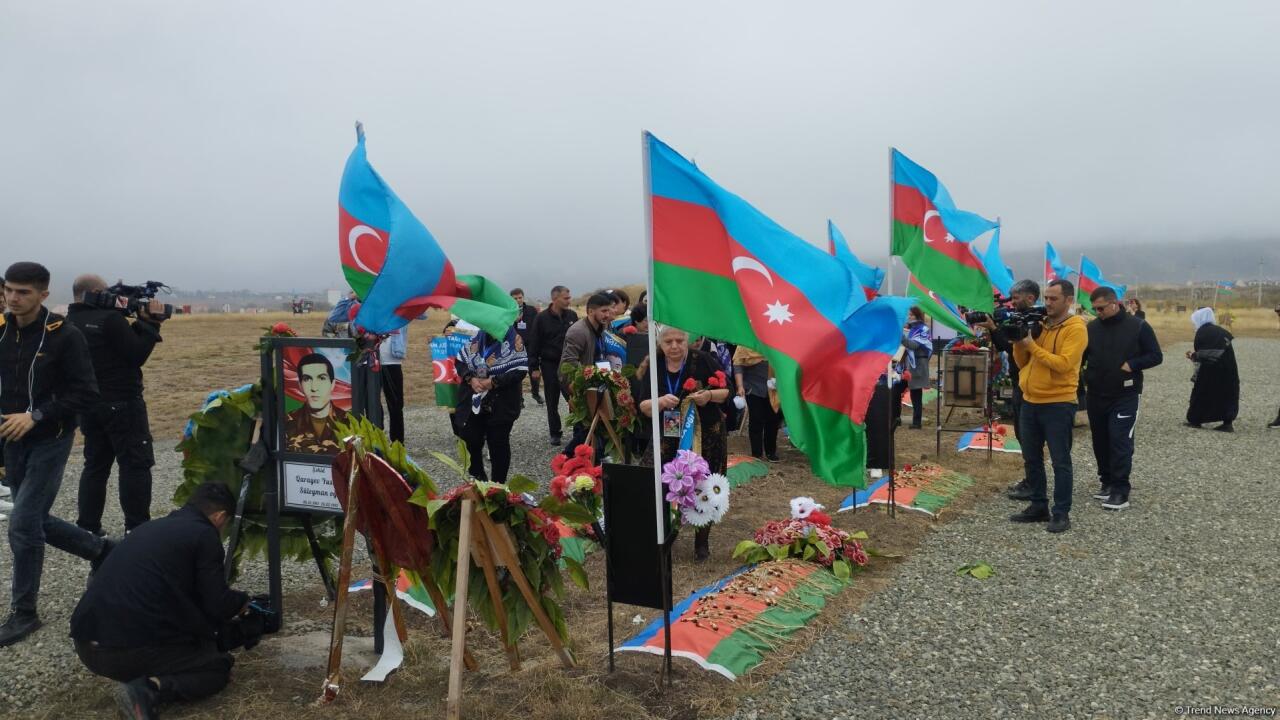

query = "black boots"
0;610;42;647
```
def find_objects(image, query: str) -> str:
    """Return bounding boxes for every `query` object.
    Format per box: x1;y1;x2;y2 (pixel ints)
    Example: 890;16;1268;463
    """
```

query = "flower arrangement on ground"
410;441;587;643
662;449;731;528
732;497;869;580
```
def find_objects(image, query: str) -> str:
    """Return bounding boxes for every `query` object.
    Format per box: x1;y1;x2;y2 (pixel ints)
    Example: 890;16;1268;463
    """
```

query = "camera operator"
1082;287;1162;511
1007;279;1088;534
972;280;1040;500
66;274;165;535
72;482;265;719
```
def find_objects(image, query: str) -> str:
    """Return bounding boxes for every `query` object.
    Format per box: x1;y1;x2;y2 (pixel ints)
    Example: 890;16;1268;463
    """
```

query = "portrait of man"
284;352;350;455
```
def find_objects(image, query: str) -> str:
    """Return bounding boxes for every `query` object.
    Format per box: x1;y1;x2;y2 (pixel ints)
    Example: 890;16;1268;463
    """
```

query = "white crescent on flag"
347;225;384;274
731;256;774;285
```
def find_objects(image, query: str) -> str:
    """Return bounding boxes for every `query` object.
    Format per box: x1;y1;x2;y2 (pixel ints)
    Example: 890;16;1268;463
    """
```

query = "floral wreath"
732;497;868;580
561;363;638;458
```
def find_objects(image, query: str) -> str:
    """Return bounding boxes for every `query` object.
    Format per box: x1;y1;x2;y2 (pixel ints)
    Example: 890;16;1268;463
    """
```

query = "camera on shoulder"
965;293;1046;338
83;281;174;321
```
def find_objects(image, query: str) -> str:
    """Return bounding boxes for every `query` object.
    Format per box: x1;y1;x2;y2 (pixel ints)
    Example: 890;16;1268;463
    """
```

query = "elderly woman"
1184;307;1239;432
637;325;730;561
452;325;528;482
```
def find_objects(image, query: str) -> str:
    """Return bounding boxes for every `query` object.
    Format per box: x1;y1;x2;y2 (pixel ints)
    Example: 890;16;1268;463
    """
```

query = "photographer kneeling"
66;275;166;534
71;482;269;720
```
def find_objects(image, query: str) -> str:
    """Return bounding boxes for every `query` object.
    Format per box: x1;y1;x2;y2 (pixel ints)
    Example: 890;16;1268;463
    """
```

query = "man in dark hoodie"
0;262;110;647
1083;286;1163;511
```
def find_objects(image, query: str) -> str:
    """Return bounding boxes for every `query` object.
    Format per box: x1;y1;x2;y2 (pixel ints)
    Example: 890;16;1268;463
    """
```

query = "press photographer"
66;274;170;535
968;280;1041;500
71;482;272;719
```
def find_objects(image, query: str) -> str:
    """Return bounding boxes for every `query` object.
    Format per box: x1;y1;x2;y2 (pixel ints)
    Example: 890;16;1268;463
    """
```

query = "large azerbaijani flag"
1077;255;1126;313
891;149;998;313
338;124;517;336
1044;241;1075;283
648;133;913;488
906;274;974;337
826;220;884;300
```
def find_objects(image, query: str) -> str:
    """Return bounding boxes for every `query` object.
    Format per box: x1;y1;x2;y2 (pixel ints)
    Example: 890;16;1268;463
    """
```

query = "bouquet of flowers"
681;370;729;394
732;497;869;580
546;445;603;524
662;449;731;528
561;364;638;458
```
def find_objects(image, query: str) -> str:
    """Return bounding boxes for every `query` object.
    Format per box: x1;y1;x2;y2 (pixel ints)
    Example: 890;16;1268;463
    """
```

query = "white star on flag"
763;300;794;325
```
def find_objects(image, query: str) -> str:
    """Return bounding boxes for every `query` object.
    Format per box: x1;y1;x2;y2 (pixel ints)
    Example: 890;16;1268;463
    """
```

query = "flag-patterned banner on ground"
901;387;939;408
617;560;846;680
647;132;913;488
429;334;470;408
891;149;998;313
725;455;769;488
338;124;517;336
837;462;976;517
349;570;437;616
956;423;1021;453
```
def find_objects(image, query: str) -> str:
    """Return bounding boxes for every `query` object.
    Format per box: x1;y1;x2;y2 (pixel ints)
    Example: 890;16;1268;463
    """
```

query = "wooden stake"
467;491;575;669
446;498;475;720
470;510;520;671
321;440;363;703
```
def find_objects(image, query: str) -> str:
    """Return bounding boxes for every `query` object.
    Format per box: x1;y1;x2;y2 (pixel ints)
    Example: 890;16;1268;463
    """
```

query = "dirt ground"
35;306;1275;719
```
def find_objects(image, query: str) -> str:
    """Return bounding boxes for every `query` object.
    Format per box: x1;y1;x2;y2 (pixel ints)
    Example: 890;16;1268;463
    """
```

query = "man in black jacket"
1083;286;1163;510
72;482;254;719
66;274;166;535
0;262;110;647
509;288;543;406
527;285;578;446
974;279;1040;500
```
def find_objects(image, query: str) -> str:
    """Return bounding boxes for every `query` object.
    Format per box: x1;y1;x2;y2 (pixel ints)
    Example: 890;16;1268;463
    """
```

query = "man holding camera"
66;274;166;535
1;262;111;647
1082;286;1162;510
1008;279;1088;533
72;482;265;720
973;279;1041;500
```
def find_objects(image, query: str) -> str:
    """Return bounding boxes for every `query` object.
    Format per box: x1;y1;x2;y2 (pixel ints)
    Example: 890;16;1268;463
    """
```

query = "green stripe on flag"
893;220;994;312
907;282;975;337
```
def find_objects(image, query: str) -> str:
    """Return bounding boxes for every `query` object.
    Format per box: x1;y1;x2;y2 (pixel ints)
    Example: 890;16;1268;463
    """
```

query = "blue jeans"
5;431;106;614
1019;401;1077;516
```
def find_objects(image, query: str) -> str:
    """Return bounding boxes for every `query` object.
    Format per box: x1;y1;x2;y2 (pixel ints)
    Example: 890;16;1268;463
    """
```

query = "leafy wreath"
560;363;638;457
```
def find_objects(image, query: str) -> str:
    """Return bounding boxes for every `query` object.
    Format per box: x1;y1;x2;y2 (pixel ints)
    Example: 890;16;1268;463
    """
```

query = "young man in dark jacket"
72;482;255;719
0;262;110;647
1083;286;1163;510
527;285;578;445
66;274;166;535
509;288;543;406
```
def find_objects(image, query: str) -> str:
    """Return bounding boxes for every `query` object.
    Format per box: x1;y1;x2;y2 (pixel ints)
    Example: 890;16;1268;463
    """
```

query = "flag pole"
887;147;896;296
641;130;666;547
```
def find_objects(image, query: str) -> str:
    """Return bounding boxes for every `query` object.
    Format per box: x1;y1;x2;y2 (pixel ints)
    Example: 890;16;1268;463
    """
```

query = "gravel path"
729;337;1280;720
0;390;566;711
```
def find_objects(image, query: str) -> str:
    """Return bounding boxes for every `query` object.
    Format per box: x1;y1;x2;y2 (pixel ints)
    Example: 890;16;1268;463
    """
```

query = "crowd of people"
1;261;1277;718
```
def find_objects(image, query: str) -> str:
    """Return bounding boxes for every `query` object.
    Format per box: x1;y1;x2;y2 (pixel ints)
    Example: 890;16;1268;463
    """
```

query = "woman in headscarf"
733;346;781;461
637;325;730;561
899;307;933;429
1184;307;1239;432
452;325;528;482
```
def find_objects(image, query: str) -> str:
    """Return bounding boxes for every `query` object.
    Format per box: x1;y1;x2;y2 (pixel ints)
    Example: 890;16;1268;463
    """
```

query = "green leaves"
832;559;852;581
563;556;590;590
506;474;537;496
957;562;996;579
539;496;597;527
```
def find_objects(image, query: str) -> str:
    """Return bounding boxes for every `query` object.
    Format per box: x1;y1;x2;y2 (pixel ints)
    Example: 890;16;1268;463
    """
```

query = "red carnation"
271;322;295;335
574;444;595;462
683;378;698;392
623;325;637;335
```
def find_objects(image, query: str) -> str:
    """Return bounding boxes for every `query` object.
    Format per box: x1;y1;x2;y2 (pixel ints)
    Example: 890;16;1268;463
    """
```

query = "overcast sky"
3;1;1277;301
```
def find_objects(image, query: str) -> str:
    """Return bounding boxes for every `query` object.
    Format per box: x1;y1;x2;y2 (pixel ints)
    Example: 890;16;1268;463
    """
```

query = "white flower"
684;473;731;527
790;496;823;520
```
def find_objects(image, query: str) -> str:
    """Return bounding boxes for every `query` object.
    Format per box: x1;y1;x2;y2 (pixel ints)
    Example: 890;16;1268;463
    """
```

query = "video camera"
216;594;280;652
964;294;1047;338
83;281;174;321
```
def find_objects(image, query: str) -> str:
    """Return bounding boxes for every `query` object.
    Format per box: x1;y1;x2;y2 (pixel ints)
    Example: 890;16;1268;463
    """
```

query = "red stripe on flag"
654;195;886;424
1044;260;1057;282
338;205;389;276
1078;274;1099;294
892;184;985;270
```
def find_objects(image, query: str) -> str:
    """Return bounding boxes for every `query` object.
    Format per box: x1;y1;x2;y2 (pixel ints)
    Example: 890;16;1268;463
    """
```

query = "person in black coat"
71;483;254;718
509;288;543;406
453;326;528;483
527;286;578;445
1184;307;1239;431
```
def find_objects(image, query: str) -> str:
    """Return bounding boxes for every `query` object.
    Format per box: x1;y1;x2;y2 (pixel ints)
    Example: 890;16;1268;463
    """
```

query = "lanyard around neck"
664;357;687;396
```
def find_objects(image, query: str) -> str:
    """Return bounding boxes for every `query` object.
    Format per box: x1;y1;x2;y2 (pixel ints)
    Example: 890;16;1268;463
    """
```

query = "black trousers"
540;360;564;437
528;370;542;399
380;364;405;444
77;397;154;533
1086;394;1140;495
745;395;781;458
463;413;515;484
74;638;233;704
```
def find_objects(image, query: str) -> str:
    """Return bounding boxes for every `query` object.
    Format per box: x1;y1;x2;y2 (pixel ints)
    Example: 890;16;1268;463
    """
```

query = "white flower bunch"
681;472;731;527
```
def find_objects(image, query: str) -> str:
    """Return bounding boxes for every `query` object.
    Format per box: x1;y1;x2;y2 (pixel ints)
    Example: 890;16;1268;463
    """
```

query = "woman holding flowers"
637;325;730;560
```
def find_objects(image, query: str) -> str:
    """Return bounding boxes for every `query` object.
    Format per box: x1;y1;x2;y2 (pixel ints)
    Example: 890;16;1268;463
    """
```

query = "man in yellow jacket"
1009;279;1089;533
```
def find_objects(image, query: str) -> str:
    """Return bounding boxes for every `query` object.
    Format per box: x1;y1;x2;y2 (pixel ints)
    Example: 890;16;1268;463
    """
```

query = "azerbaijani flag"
891;149;998;313
1077;255;1126;312
429;334;468;408
1044;241;1075;283
648;133;912;488
338;124;517;336
976;226;1015;297
907;274;974;337
827;220;884;300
